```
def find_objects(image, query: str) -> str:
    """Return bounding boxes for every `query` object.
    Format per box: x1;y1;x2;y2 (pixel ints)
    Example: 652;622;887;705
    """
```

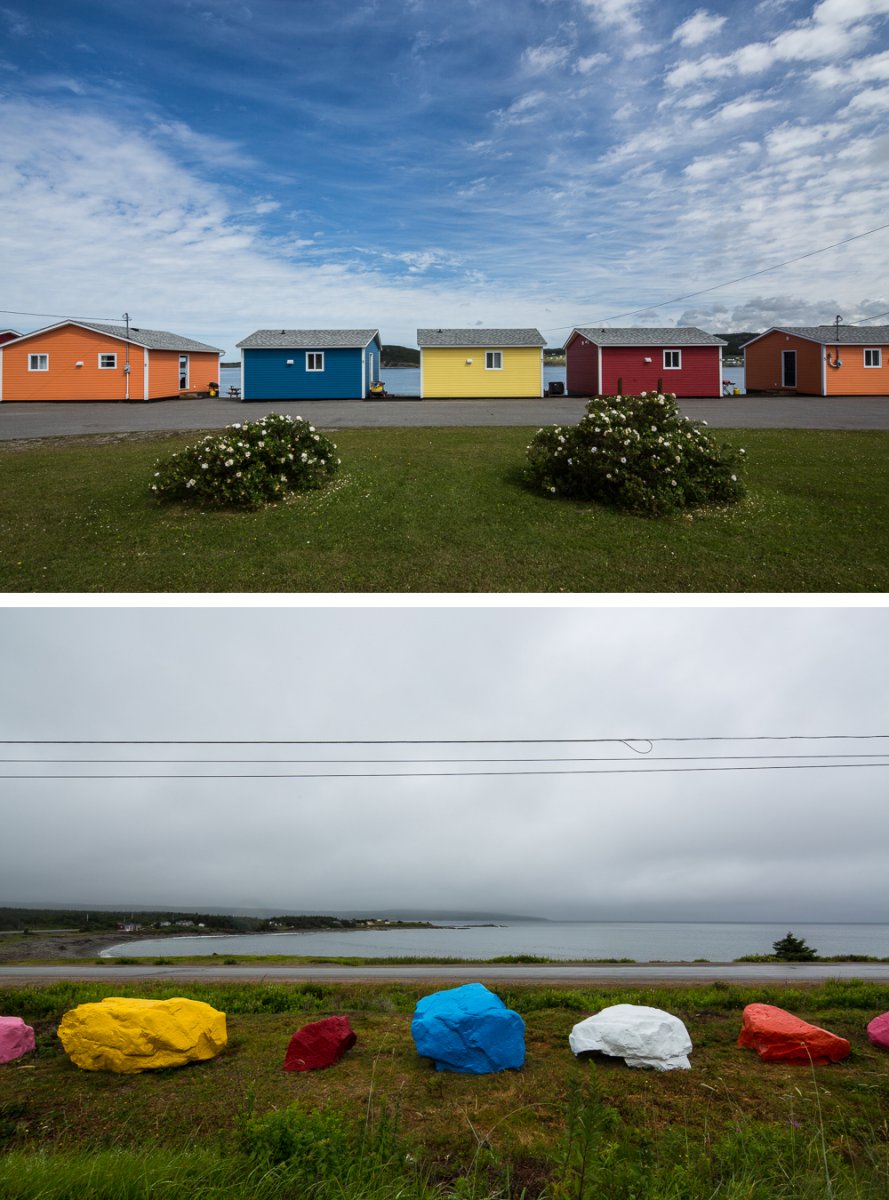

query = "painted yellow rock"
58;996;227;1073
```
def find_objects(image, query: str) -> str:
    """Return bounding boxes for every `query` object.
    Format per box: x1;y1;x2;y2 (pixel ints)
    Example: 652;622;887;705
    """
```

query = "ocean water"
220;364;745;399
105;921;889;961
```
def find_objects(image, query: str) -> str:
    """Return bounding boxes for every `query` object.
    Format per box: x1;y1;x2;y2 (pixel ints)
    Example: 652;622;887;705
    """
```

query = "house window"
306;352;324;371
485;351;503;370
28;353;49;371
98;353;117;369
663;350;681;369
863;348;882;368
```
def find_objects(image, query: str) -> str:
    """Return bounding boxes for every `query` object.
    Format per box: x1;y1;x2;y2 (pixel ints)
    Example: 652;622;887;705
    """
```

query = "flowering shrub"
526;392;746;516
151;413;340;510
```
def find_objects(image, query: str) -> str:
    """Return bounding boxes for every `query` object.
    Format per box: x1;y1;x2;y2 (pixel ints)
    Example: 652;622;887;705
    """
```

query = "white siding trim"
821;347;826;396
419;348;424;399
717;346;723;397
144;347;149;401
597;345;602;394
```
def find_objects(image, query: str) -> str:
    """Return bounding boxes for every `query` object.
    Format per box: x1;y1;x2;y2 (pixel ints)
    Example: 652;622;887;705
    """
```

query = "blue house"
236;329;381;400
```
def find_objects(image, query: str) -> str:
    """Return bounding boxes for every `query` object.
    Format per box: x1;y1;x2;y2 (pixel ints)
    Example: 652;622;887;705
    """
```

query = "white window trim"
663;349;681;370
306;351;325;372
28;353;49;372
863;348;882;368
485;350;503;370
98;353;117;369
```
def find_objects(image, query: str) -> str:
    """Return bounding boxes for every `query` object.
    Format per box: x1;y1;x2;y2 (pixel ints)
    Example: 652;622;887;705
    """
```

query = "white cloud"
842;83;889;112
667;0;888;88
580;0;646;36
672;8;727;47
522;41;570;73
573;52;607;74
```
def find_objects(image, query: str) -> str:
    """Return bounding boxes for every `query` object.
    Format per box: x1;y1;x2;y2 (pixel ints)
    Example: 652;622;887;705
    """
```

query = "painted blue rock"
411;983;525;1074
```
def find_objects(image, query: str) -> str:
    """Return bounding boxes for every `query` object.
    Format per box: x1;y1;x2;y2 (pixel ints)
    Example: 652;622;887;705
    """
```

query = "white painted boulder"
569;1004;692;1071
0;1016;36;1063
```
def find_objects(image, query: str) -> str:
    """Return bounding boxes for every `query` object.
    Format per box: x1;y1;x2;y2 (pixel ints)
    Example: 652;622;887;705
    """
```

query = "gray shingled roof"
417;328;546;348
76;321;223;353
567;326;726;348
743;325;889;347
237;329;381;349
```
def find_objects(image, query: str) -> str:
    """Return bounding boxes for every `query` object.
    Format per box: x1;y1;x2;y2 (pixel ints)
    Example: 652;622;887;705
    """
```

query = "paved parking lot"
1;393;888;440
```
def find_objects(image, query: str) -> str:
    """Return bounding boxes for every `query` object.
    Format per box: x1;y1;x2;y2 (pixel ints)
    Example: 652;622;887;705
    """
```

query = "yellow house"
418;328;545;398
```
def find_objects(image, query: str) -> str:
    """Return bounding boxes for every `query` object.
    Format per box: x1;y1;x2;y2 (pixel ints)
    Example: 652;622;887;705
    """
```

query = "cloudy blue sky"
2;0;889;354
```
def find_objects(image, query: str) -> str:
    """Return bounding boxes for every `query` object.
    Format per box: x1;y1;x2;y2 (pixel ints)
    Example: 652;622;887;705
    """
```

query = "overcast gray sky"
1;606;886;922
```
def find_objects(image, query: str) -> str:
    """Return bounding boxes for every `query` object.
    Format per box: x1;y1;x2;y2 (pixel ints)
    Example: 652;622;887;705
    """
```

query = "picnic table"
227;386;241;399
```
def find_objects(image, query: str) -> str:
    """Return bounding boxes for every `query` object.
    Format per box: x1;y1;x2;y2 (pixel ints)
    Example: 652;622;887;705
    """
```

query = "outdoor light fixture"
466;357;473;364
286;359;294;365
75;361;84;367
644;356;652;363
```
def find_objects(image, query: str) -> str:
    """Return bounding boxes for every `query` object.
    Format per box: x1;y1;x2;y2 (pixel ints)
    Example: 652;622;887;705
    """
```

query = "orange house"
744;325;889;396
0;320;223;402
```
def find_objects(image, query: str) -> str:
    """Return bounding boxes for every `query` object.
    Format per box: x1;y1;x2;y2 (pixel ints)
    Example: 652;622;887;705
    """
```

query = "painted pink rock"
0;1016;36;1063
866;1011;889;1050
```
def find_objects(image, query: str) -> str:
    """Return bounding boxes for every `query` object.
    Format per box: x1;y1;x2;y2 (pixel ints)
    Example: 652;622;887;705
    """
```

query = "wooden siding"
600;345;720;397
421;346;542;398
825;344;889;396
744;331;823;395
1;325;143;401
149;350;218;399
242;347;365;400
566;334;600;395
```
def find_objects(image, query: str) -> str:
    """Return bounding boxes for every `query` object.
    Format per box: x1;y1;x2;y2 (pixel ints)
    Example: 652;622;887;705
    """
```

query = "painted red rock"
0;1016;36;1064
866;1011;889;1050
737;1003;850;1065
283;1016;357;1072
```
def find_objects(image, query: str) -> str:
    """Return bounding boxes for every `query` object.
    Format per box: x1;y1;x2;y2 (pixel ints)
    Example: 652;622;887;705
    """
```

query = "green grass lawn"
0;427;887;591
1;979;888;1199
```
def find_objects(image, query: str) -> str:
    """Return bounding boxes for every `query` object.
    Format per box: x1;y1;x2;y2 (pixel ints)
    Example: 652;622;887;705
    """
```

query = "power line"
0;308;127;324
1;753;885;765
2;735;885;745
3;763;887;780
538;219;889;333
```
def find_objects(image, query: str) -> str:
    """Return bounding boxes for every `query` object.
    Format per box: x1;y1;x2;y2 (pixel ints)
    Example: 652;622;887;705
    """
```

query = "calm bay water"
106;921;889;961
220;364;745;398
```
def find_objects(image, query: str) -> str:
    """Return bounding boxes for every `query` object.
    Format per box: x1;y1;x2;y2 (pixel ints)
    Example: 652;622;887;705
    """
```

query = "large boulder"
411;983;525;1074
866;1011;889;1050
737;1004;850;1065
569;1004;692;1071
283;1015;357;1071
58;996;227;1073
0;1016;36;1064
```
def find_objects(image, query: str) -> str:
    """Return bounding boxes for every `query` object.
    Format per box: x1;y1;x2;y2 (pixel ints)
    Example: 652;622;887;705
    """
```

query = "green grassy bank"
1;427;887;591
1;980;888;1198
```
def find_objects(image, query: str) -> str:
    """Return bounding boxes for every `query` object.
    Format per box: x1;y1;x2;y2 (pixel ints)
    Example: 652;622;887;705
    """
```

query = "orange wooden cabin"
0;320;222;402
744;325;889;396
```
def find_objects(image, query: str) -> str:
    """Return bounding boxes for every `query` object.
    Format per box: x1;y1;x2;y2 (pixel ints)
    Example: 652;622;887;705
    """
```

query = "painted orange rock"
737;1003;850;1065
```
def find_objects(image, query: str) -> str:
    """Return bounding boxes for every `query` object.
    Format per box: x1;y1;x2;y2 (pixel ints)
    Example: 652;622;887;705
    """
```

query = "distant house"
564;328;726;398
743;325;889;396
0;330;20;346
0;321;222;402
417;328;546;398
236;329;381;400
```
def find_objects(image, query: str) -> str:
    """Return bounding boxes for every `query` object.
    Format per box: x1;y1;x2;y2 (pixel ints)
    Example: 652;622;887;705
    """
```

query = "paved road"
1;393;888;440
2;963;888;984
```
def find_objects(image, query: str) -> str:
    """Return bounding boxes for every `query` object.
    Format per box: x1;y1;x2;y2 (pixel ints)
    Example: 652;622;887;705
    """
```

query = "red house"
564;327;726;398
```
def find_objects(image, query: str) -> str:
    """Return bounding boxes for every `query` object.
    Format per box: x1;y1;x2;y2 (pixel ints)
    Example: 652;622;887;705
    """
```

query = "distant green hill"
715;332;758;356
381;344;420;367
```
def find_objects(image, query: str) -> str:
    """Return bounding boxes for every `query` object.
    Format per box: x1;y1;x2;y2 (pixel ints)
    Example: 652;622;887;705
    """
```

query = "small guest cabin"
0;321;222;401
236;329;381;400
743;325;889;396
417;328;546;398
564;327;726;398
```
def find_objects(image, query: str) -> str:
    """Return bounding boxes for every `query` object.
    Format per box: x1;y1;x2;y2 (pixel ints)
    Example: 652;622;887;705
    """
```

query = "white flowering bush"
151;413;340;510
526;392;746;516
